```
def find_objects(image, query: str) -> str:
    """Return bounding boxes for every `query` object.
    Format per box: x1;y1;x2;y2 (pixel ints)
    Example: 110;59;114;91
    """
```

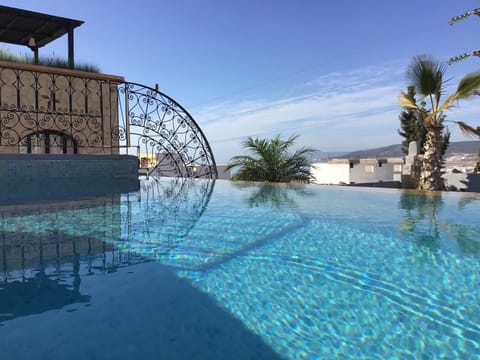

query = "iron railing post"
124;83;130;153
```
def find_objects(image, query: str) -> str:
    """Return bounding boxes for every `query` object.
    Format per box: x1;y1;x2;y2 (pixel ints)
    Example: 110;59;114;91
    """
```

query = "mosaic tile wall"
0;155;139;204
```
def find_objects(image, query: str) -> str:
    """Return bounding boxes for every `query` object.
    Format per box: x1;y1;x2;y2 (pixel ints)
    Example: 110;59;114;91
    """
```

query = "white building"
311;158;404;186
215;165;232;180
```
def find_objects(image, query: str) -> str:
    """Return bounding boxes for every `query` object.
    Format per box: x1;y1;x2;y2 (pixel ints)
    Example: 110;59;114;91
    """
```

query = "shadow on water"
0;224;150;326
399;191;480;255
1;261;283;359
0;241;90;325
0;179;285;360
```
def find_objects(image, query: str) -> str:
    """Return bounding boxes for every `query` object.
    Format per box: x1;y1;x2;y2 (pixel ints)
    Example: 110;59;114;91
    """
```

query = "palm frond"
436;93;458;114
399;90;419;109
455;72;480;99
455;121;480;137
406;55;446;99
227;135;314;183
434;73;480;115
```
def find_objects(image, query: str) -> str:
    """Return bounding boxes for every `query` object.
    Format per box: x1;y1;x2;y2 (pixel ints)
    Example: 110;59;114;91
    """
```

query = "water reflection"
0;196;148;325
399;192;444;250
451;225;480;254
127;179;306;271
399;191;480;255
0;179;281;360
234;182;312;209
447;195;480;255
117;177;215;256
0;245;89;325
0;177;216;325
0;177;139;206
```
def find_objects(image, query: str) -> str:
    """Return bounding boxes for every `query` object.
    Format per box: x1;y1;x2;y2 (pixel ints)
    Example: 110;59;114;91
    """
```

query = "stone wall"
0;61;124;154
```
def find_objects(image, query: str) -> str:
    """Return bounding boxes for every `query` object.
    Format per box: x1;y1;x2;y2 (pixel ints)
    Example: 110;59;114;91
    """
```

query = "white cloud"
191;62;480;163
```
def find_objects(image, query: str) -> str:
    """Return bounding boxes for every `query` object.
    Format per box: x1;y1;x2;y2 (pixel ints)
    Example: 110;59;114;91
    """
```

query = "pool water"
1;178;479;359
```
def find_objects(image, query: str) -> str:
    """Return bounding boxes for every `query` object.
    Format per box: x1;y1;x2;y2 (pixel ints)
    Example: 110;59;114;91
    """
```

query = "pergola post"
33;48;39;65
68;27;74;69
0;6;84;69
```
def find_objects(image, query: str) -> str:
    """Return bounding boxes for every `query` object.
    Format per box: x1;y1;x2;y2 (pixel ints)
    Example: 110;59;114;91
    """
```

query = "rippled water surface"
1;178;479;359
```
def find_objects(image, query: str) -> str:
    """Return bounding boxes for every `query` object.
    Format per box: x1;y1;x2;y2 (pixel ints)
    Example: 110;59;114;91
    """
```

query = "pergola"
0;5;83;68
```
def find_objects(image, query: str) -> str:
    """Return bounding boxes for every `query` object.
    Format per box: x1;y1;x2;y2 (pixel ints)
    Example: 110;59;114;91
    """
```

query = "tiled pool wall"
0;154;139;203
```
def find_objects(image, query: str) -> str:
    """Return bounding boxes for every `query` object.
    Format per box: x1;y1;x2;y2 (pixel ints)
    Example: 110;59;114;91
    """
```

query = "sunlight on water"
1;178;479;359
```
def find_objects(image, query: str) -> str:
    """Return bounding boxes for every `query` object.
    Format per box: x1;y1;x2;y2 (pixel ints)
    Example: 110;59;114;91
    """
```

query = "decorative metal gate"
117;82;217;179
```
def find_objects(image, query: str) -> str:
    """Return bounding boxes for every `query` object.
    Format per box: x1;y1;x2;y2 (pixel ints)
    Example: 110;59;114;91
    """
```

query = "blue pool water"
1;178;479;359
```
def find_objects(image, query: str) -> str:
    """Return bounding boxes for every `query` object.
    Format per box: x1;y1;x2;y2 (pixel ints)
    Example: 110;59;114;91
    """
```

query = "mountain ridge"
312;140;480;160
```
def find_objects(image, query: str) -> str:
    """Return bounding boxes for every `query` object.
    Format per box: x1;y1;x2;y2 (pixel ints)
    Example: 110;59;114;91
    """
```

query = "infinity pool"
1;178;479;359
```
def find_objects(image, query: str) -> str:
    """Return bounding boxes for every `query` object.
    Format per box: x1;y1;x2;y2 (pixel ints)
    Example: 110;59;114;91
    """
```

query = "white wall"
311;163;350;185
216;165;231;180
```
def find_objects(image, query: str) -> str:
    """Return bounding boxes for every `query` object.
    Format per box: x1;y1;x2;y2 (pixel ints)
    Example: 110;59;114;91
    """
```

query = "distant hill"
446;140;480;154
312;141;480;161
341;144;403;159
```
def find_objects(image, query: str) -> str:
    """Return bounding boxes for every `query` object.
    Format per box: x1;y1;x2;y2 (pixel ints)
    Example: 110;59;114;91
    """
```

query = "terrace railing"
117;82;217;179
0;61;217;179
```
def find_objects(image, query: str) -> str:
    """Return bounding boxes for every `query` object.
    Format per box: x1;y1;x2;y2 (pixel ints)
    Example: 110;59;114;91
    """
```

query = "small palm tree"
399;55;480;190
226;135;316;183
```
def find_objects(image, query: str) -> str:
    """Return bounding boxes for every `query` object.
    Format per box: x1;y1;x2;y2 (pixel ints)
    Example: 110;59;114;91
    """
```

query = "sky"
2;0;480;163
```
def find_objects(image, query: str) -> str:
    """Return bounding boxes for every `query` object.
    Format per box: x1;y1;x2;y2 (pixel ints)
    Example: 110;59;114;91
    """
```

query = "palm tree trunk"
419;123;444;190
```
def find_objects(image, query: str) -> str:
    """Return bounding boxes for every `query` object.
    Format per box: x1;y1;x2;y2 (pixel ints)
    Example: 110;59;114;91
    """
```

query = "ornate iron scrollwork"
0;65;217;179
117;82;217;179
0;67;104;153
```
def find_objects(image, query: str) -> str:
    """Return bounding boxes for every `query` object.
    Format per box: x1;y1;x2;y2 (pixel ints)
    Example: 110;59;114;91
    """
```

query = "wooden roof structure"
0;5;84;67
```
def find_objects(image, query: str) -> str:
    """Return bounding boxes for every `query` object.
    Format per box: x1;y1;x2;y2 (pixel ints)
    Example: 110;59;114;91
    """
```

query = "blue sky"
2;0;480;162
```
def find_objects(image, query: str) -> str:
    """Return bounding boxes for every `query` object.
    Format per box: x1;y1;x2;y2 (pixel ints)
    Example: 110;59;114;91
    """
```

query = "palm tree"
226;135;316;183
398;86;426;155
399;55;480;190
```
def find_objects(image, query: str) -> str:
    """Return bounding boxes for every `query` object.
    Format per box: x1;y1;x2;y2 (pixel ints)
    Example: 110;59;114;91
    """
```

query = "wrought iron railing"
0;64;114;153
117;82;217;179
0;62;217;179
